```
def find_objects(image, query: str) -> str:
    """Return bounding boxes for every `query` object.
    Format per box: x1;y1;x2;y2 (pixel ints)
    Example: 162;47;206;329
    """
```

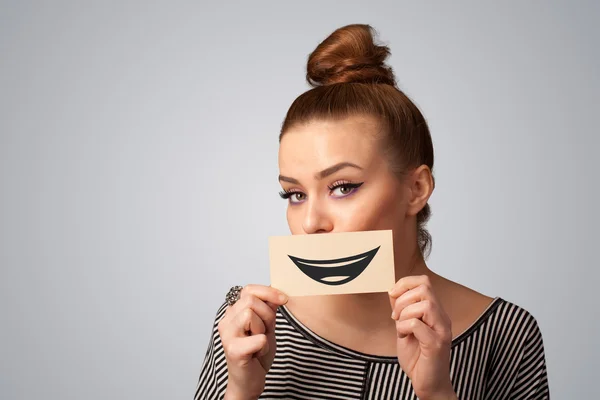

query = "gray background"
1;1;598;399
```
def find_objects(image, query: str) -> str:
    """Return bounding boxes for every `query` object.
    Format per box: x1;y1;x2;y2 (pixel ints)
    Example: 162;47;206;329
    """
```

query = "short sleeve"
509;316;550;399
485;306;550;399
194;302;229;400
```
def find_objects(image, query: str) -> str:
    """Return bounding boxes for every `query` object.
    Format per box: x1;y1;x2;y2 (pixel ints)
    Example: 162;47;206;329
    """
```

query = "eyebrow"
278;162;363;184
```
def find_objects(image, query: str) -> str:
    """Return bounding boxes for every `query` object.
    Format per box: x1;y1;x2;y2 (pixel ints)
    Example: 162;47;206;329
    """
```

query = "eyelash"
278;181;364;200
328;180;363;191
278;189;299;200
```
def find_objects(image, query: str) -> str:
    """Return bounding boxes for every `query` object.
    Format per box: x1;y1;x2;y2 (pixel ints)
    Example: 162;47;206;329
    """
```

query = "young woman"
195;24;550;400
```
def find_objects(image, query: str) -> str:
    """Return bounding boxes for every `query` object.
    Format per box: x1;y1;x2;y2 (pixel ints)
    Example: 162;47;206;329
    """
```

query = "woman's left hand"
389;275;457;400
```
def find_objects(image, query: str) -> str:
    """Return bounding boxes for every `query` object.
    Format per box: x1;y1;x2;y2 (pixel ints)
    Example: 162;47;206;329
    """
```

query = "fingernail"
388;288;396;296
279;294;288;303
391;311;396;319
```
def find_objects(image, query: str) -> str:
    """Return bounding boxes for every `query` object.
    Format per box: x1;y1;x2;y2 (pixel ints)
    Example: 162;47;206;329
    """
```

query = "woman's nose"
302;199;333;234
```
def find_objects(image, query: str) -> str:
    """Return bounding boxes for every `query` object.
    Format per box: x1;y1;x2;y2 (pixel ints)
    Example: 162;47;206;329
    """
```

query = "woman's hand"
218;285;288;400
389;275;457;400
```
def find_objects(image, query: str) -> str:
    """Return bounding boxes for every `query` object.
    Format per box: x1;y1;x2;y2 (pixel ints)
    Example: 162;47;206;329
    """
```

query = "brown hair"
279;24;435;259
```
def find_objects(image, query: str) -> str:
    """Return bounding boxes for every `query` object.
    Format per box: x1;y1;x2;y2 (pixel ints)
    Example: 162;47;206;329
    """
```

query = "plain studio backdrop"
1;1;598;399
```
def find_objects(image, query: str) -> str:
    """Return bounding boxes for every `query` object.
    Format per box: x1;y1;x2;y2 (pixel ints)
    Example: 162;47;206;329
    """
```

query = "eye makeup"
279;181;364;204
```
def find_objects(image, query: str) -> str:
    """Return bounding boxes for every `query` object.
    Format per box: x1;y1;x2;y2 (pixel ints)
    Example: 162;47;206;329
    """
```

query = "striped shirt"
195;297;550;399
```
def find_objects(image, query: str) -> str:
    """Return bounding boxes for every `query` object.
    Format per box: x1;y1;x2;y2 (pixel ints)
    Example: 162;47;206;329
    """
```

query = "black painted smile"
287;246;380;286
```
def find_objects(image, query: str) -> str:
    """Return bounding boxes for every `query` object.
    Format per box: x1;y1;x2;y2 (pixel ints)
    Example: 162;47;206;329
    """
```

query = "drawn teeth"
288;246;380;286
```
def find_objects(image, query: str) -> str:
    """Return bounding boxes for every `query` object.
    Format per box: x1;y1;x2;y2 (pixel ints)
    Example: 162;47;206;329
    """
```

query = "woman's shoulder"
472;296;550;394
209;301;229;327
485;296;546;344
451;289;547;357
440;277;545;346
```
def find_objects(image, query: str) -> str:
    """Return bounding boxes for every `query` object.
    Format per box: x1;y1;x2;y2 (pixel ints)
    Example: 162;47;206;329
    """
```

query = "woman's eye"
330;182;363;197
289;192;306;203
332;185;354;197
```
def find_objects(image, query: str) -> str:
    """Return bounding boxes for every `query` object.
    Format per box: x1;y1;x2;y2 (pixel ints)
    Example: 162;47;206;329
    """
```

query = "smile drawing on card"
287;246;380;286
268;230;395;297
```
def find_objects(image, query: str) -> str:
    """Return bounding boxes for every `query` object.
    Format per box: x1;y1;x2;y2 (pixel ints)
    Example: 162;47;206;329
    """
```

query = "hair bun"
306;24;397;87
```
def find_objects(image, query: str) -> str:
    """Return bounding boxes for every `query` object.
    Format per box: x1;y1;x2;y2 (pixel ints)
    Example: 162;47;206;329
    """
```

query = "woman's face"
278;115;415;237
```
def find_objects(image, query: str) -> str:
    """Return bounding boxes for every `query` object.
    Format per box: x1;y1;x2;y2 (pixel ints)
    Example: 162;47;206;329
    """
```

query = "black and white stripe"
195;297;549;399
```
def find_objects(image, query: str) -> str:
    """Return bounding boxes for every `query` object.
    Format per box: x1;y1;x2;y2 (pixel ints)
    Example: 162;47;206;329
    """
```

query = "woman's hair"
279;24;435;259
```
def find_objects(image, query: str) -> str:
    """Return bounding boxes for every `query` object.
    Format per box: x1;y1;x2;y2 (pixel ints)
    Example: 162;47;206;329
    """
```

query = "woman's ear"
405;165;434;217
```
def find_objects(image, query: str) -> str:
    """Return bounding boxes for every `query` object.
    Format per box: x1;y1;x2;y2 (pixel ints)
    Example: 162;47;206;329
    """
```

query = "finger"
233;294;277;332
232;308;266;337
396;318;451;353
256;337;271;358
226;334;269;363
396;300;448;335
388;275;432;299
220;297;276;341
242;284;289;310
395;318;436;344
390;283;428;319
265;301;280;312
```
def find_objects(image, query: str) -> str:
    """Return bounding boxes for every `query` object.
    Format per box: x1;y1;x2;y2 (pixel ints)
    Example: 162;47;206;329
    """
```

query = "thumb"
388;292;397;317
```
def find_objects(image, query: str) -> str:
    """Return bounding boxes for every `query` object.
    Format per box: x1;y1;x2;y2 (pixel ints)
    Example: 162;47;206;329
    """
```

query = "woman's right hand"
218;284;289;400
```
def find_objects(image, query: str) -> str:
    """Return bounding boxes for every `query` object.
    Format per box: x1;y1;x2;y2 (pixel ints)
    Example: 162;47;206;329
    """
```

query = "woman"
195;24;549;400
